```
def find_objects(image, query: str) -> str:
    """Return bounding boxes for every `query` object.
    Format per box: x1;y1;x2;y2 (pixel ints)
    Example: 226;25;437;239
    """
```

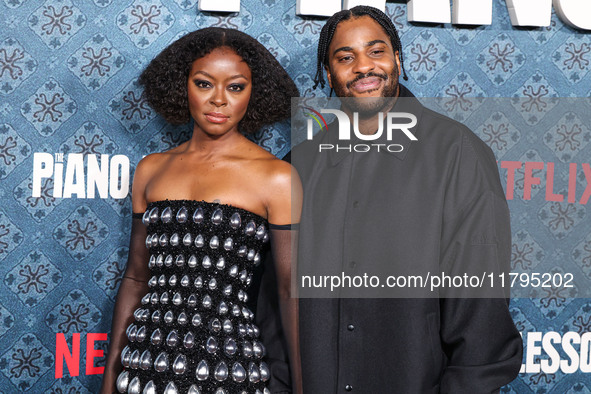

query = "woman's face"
187;47;252;137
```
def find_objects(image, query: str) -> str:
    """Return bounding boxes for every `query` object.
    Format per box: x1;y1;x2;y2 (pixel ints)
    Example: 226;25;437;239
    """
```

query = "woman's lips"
205;112;229;123
351;76;383;93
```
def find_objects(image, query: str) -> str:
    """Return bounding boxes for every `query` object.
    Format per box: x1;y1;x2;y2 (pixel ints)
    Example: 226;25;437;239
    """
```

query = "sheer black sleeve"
100;215;150;394
269;226;302;394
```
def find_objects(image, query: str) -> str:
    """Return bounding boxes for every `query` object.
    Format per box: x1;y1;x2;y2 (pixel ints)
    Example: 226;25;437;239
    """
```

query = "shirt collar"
327;84;423;166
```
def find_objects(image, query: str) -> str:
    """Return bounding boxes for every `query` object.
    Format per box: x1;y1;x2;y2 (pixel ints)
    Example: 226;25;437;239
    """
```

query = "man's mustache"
346;72;388;89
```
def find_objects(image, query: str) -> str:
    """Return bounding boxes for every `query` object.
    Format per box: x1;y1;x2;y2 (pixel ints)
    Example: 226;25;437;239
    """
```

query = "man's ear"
325;65;333;89
394;50;401;75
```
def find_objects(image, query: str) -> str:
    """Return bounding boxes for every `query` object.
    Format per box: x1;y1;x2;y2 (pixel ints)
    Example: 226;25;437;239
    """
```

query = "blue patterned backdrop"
0;0;590;392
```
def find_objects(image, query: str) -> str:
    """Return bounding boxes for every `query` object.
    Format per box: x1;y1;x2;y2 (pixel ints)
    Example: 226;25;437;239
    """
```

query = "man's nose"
353;54;375;74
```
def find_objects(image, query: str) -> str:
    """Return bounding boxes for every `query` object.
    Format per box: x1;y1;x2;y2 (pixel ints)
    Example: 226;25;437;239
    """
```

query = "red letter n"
55;333;80;378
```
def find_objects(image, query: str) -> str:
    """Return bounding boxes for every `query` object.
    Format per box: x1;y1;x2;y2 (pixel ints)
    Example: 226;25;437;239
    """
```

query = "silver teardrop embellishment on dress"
223;319;233;333
187;385;201;394
194;234;205;248
196;360;209;381
121;345;131;367
263;232;269;243
148;276;157;288
256;224;266;239
183;233;192;246
219;302;229;315
145;235;152;249
155;254;164;267
216;257;225;270
238;323;247;337
150;292;159;304
209;318;221;332
247;249;255;261
231;362;246;382
181;275;190;287
140;350;152;370
175;255;185;267
248;361;260;383
128;376;141;394
161;206;172;223
164;381;178;394
214;361;229;381
160;292;169;304
193;207;204;223
148;255;155;269
253;341;265;358
149;207;159;223
229;265;238;277
173;354;187;374
172;292;182;306
208;278;217;290
142;210;151;226
214;388;227;394
151;310;161;323
194;276;203;288
154;351;169;372
151;328;162;345
202;255;212;269
223;237;233;250
223;284;232;296
177;311;188;325
230;212;241;229
260;361;270;381
158;275;166;287
233;305;241;317
170;233;180;246
254;252;261;266
245;221;256;235
168;275;177;287
164;254;173;267
209;235;219;249
224;338;237;356
141;293;151;305
127;324;137;342
183;331;195;348
166;329;178;347
116;370;129;392
136;325;146;342
243;342;253;358
162;313;172;328
239;270;248;282
176;206;188;223
143;380;156;394
187;294;197;307
159;233;169;247
237;245;247;257
211;208;223;224
188;255;197;268
192;313;202;326
206;336;218;353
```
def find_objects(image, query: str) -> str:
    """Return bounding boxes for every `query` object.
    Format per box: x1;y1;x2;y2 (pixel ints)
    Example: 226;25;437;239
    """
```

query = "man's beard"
331;68;399;117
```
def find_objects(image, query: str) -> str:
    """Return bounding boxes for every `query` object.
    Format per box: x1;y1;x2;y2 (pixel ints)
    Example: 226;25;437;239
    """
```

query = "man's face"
325;15;401;116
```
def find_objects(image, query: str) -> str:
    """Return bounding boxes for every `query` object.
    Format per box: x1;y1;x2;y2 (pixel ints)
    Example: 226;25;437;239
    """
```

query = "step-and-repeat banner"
0;0;590;392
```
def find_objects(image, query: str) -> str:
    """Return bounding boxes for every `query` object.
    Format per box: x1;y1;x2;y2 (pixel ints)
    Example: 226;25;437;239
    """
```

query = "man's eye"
228;84;245;92
338;55;353;62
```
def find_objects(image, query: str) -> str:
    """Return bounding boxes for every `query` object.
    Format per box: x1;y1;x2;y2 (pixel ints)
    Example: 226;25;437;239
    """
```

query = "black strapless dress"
116;200;271;394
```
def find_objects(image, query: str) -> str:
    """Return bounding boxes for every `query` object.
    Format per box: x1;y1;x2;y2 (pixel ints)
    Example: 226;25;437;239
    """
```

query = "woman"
100;27;301;394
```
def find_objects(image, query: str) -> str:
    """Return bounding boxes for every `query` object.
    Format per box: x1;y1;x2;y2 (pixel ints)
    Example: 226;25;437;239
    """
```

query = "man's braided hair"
313;5;408;90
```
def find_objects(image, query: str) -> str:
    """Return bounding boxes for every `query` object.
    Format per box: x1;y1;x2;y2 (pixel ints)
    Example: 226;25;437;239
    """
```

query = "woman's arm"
266;162;303;394
100;158;152;393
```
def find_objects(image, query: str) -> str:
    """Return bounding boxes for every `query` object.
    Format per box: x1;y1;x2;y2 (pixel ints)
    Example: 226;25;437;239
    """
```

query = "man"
291;6;523;393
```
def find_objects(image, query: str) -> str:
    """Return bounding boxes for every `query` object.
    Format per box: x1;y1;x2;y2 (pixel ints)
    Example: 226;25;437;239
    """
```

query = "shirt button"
347;324;355;331
353;201;359;208
345;384;353;391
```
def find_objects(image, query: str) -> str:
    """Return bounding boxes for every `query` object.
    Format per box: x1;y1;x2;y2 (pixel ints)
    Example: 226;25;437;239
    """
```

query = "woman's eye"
228;84;245;92
194;80;211;88
371;50;384;55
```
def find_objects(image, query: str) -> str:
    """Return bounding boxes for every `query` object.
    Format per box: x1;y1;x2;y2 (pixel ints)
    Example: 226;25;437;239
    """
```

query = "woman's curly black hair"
139;27;299;134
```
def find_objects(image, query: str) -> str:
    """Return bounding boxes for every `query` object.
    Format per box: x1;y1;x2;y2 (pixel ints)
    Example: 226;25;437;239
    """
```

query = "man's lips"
205;112;229;123
350;76;384;93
